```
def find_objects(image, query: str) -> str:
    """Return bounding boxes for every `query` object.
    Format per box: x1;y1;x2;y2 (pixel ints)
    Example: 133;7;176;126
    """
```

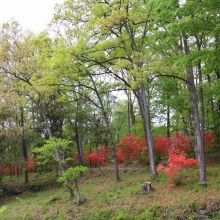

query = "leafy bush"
116;133;194;164
57;165;88;204
86;153;106;168
170;132;192;153
0;206;7;216
116;135;147;164
85;146;107;168
157;149;198;187
89;208;112;220
33;137;73;172
111;210;133;220
154;136;171;159
46;195;62;205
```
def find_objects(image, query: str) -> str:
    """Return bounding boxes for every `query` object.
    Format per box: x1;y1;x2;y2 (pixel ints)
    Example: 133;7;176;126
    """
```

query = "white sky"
0;0;65;34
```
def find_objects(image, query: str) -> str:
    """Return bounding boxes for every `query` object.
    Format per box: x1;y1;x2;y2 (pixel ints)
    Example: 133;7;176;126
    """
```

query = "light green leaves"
33;137;72;166
57;165;88;182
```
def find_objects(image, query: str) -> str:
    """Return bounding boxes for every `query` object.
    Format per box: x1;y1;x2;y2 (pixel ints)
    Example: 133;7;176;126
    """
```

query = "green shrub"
188;199;197;211
111;210;133;220
46;195;62;205
146;203;162;219
0;206;7;216
89;209;112;220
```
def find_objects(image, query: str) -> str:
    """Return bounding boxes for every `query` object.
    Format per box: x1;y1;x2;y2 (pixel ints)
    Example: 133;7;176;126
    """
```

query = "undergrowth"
0;161;220;219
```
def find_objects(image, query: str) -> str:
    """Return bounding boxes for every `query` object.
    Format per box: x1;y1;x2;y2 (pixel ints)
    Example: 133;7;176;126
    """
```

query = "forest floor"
1;155;220;220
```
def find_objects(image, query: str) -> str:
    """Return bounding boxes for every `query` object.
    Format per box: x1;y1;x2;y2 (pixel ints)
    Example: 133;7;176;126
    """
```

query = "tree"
0;24;34;182
53;0;158;176
57;165;88;205
0;21;75;197
157;149;198;187
148;0;220;186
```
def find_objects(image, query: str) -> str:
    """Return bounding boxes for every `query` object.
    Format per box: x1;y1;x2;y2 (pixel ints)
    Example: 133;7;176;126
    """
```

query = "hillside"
1;159;220;220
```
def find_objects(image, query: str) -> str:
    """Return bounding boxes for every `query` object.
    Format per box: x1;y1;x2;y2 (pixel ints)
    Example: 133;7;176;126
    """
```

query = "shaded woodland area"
0;0;220;219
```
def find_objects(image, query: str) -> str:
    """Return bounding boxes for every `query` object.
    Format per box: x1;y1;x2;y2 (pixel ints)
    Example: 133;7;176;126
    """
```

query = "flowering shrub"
157;149;198;187
154;136;171;159
116;151;125;163
86;153;106;168
86;146;107;168
170;132;192;153
116;135;147;164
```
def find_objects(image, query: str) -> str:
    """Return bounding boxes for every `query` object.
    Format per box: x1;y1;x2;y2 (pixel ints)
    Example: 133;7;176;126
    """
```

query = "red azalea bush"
170;132;192;153
72;146;96;166
153;133;192;161
86;153;106;168
154;136;171;159
86;146;107;168
116;135;147;164
116;150;125;163
157;149;198;187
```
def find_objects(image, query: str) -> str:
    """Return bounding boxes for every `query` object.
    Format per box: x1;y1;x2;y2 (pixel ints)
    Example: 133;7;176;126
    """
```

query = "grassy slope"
1;160;220;220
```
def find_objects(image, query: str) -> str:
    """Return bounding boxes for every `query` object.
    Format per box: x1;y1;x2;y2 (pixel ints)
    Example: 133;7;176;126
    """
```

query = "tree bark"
216;71;220;155
88;73;120;182
167;104;171;139
135;83;157;177
75;121;84;166
125;89;135;134
183;38;207;187
20;106;28;184
198;61;205;159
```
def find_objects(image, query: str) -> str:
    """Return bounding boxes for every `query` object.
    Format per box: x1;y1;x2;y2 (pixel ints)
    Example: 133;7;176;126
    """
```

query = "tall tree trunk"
126;91;131;134
167;104;171;139
75;121;83;166
125;89;135;134
195;35;205;159
198;61;205;160
183;38;207;187
96;145;101;174
213;33;220;154
122;16;156;176
135;83;157;177
20;106;28;184
75;122;84;177
215;71;220;154
73;99;84;177
88;73;120;182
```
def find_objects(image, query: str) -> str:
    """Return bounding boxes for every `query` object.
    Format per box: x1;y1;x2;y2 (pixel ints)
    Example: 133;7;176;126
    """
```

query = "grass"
1;161;220;220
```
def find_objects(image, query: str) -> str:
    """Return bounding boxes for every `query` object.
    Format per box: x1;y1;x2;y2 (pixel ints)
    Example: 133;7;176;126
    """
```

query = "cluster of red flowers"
154;136;171;158
116;135;147;163
86;146;107;168
170;132;192;153
76;131;216;169
150;132;192;160
157;149;198;186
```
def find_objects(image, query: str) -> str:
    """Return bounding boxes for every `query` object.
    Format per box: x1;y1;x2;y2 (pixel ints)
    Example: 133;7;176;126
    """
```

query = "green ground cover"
0;161;220;220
